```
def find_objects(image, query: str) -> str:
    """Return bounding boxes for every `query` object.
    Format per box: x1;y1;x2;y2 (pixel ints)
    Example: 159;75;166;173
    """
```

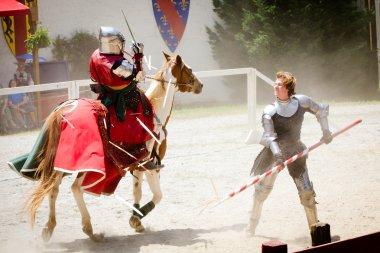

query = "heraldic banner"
152;0;190;53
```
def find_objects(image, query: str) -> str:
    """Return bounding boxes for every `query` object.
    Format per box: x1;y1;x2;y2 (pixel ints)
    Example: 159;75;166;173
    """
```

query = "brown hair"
276;71;296;96
8;79;17;88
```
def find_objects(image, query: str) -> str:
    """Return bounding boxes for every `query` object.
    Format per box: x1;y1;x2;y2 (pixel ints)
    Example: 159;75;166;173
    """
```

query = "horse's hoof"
129;215;145;233
129;215;141;228
42;226;53;242
135;225;145;233
245;225;257;237
90;233;105;242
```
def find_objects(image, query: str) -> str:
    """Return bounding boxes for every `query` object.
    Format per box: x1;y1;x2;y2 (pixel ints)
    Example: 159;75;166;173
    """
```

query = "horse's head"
163;52;203;94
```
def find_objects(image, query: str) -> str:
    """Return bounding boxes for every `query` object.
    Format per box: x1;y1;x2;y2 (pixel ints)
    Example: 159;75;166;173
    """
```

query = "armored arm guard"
112;59;135;79
296;94;330;132
132;43;144;71
111;49;144;81
259;104;282;157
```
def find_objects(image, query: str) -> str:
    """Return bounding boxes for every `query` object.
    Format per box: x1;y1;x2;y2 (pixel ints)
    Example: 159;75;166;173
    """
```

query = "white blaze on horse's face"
169;54;203;94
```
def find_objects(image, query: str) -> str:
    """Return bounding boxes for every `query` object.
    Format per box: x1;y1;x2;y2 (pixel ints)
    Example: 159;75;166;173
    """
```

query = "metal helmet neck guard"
99;26;125;55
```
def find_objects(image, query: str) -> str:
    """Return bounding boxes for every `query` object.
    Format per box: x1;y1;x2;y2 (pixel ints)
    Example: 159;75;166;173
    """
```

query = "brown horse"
23;52;203;241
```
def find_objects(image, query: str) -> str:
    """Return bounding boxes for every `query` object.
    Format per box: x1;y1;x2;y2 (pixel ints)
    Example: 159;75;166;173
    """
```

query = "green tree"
207;0;378;101
52;30;98;80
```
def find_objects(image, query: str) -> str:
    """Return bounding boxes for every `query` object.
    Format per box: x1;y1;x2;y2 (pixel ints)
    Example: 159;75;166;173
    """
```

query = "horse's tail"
27;108;66;225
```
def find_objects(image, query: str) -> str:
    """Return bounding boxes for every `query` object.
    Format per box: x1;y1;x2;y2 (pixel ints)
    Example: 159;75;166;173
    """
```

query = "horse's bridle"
145;60;196;89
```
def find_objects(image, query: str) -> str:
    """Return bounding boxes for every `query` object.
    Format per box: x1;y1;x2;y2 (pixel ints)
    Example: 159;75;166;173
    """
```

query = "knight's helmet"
99;26;125;54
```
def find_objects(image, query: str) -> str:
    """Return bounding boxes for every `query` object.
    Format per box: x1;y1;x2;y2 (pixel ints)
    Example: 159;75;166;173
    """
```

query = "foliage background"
207;0;379;102
51;31;98;80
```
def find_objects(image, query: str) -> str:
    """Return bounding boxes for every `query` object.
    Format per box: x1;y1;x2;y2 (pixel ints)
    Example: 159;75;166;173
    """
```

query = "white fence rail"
0;68;273;143
194;68;273;144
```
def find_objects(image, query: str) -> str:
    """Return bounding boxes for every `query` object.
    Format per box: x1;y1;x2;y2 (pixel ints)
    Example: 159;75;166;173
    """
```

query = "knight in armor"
6;27;156;197
89;26;155;178
247;71;333;236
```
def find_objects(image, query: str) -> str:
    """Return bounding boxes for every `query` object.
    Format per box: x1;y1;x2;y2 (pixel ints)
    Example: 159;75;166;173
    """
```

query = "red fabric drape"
0;0;30;16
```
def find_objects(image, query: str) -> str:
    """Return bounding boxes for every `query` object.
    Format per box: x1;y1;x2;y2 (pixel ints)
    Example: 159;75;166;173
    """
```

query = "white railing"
194;68;274;144
0;81;80;99
0;68;273;143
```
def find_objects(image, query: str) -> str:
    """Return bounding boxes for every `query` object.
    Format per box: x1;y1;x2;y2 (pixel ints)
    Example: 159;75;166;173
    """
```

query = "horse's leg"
41;174;62;242
145;170;163;206
130;170;163;233
71;173;104;241
129;170;145;232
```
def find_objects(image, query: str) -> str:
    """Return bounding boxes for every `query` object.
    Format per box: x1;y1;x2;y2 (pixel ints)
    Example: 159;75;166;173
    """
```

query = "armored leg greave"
293;168;318;229
247;172;278;235
299;190;318;228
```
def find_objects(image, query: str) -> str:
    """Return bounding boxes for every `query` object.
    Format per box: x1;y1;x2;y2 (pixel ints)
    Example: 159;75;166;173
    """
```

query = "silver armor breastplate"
274;97;299;117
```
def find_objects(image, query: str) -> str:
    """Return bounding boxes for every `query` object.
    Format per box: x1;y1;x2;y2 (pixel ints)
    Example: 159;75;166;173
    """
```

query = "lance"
114;194;144;216
121;9;137;44
210;119;362;208
136;117;161;145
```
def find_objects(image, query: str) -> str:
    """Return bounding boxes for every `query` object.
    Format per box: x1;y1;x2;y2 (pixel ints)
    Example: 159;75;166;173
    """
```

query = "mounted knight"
8;27;156;196
7;25;204;241
87;26;156;188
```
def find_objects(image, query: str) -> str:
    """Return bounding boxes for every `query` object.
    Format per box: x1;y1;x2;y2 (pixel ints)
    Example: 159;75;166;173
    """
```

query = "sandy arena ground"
0;101;379;253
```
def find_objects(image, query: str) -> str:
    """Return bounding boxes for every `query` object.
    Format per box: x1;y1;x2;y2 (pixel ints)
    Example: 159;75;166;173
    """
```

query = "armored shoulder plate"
295;94;330;131
294;94;329;118
263;104;276;119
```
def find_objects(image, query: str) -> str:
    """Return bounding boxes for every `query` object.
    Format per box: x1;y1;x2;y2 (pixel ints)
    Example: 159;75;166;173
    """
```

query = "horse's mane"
152;59;173;89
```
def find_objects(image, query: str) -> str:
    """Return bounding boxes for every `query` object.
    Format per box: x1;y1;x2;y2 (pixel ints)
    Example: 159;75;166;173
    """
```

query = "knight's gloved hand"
135;70;146;82
274;153;285;168
132;43;144;54
321;129;333;144
90;83;105;94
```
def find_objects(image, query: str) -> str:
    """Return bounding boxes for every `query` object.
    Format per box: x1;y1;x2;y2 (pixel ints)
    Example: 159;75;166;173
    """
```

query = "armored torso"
260;95;329;159
271;97;306;158
272;98;305;144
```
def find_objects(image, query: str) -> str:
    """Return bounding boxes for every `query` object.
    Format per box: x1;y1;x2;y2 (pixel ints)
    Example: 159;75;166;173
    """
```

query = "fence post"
245;68;260;144
68;81;79;99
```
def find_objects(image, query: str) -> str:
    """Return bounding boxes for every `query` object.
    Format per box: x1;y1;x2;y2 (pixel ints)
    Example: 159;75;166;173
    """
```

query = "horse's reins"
144;60;195;89
145;76;193;88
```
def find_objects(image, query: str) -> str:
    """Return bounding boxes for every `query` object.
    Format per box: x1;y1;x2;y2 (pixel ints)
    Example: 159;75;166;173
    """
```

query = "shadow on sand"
42;223;246;253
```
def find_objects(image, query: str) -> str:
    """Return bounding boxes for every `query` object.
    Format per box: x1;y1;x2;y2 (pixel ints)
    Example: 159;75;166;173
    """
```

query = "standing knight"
247;71;333;238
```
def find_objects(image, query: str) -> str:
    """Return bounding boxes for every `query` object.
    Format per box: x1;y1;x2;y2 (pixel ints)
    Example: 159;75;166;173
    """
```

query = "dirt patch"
0;101;379;252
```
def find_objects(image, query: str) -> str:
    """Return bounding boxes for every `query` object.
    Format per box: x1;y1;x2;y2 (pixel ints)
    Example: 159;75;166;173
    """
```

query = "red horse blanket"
53;99;107;194
54;98;151;195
